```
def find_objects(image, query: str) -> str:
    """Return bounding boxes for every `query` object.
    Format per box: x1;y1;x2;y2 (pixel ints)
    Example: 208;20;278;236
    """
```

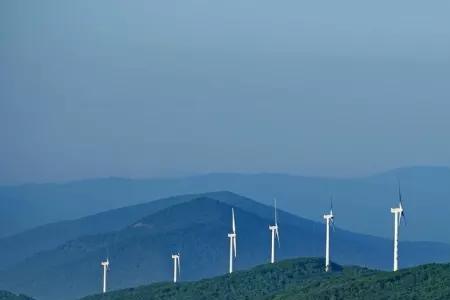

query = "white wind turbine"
101;258;110;293
171;253;181;283
269;198;280;264
391;183;406;272
227;208;237;274
323;199;334;272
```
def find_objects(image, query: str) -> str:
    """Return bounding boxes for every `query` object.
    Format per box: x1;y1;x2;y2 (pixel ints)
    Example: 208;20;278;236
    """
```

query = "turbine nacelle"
391;205;404;223
323;213;335;231
390;206;403;214
269;224;280;246
323;213;334;220
101;259;110;269
324;199;335;231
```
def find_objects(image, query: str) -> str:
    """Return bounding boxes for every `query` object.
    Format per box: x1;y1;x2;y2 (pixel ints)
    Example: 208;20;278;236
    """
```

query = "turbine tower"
227;208;237;274
269;198;280;264
323;200;334;272
391;184;406;272
171;253;181;283
101;258;110;293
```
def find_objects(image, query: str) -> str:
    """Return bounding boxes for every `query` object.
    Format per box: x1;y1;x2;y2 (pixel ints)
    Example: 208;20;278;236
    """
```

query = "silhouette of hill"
0;191;331;270
0;192;205;270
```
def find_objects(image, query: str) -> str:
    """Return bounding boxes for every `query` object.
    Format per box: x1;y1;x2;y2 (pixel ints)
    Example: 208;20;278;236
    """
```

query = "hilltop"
80;258;450;300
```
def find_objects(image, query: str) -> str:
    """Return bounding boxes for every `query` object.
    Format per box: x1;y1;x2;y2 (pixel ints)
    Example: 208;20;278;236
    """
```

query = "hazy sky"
1;0;450;184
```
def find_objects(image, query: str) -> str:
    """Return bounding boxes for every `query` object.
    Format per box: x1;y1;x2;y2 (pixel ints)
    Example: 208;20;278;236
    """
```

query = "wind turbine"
227;208;237;274
323;198;334;272
101;258;110;293
269;198;280;264
171;253;181;283
390;182;406;272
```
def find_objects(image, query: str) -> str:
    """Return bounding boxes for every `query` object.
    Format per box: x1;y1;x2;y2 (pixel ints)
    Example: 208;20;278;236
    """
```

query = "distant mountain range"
0;192;448;300
80;257;450;300
1;166;449;244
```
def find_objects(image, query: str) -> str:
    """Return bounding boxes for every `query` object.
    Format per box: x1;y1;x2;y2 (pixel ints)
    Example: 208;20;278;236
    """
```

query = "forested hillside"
81;258;344;300
81;258;450;300
275;263;450;299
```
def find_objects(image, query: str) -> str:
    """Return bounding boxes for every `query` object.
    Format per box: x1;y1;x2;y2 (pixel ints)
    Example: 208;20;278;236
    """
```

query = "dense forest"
81;257;450;300
275;263;450;299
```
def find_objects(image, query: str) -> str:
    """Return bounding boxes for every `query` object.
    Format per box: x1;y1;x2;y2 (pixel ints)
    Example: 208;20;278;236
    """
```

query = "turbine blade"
401;211;407;226
177;257;181;275
274;198;278;225
397;179;406;226
276;228;280;248
233;237;237;257
232;208;236;234
397;178;405;208
330;195;334;215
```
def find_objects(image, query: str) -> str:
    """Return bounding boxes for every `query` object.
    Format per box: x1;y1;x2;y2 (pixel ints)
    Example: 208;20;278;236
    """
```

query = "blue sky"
1;0;450;184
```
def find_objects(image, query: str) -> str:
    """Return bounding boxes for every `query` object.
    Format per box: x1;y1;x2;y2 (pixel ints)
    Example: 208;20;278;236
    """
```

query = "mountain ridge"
1;166;449;243
3;165;448;188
